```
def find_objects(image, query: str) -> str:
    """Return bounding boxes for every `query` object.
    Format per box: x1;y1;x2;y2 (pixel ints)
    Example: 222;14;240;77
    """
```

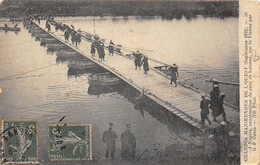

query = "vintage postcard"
0;0;259;164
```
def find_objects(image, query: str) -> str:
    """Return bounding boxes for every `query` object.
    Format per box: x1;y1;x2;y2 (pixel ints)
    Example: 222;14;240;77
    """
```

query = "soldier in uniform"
210;84;220;121
141;56;149;74
133;51;142;70
216;93;227;122
90;41;96;58
200;94;211;128
109;40;115;56
102;122;117;160
168;64;179;86
120;124;136;160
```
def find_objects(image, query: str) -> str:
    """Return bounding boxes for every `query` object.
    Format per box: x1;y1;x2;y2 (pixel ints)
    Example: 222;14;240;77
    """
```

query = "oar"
205;79;239;86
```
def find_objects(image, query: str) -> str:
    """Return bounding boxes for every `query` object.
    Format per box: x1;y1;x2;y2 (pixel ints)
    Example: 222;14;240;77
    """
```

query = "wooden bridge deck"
32;20;239;131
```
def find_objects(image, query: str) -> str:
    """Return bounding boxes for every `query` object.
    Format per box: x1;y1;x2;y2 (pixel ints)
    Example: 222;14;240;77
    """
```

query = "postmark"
48;123;92;161
0;119;39;164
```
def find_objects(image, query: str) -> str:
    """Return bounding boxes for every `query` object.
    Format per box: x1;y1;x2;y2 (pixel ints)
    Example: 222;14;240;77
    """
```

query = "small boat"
47;43;68;50
30;29;45;34
35;33;50;38
0;26;21;31
67;60;97;70
56;50;78;58
67;68;87;77
29;26;41;30
88;85;114;95
88;72;121;86
27;25;38;29
41;37;58;43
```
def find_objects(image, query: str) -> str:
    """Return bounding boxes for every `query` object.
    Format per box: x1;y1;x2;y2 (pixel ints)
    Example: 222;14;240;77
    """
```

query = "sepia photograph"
0;0;246;164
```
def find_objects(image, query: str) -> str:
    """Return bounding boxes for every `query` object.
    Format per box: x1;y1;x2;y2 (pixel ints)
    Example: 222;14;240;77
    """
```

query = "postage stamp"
0;119;39;164
48;123;92;161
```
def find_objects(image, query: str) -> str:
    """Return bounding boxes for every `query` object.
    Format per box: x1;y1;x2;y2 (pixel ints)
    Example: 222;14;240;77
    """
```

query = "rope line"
0;63;57;81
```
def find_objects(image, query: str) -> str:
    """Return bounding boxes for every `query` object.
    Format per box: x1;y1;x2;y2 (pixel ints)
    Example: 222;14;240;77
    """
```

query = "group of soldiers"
102;123;136;161
200;83;227;128
40;17;82;47
64;28;82;46
133;51;150;74
90;37;109;61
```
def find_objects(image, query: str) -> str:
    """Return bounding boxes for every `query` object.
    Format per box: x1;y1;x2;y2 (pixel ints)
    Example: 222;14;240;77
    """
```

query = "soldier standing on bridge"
46;23;51;32
109;40;114;56
210;84;220;122
100;43;105;61
200;94;211;128
216;93;227;122
90;41;96;58
64;29;70;42
141;56;149;74
102;122;117;160
133;51;142;70
75;33;81;47
168;64;179;87
71;30;76;44
97;42;105;61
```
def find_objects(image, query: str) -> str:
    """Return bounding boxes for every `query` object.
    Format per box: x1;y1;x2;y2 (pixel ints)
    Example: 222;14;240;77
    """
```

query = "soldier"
90;41;96;58
99;43;105;61
75;33;81;47
109;40;114;56
168;64;179;86
133;51;142;70
102;122;117;160
71;31;76;44
216;93;227;122
210;84;220;121
120;124;136;160
200;94;211;128
64;30;70;42
141;56;149;74
46;23;51;32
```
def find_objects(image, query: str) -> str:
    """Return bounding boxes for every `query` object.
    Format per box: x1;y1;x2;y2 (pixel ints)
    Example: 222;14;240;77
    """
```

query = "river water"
0;16;238;164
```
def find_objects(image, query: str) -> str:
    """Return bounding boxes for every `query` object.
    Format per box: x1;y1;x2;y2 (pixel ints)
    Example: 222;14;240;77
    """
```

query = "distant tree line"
0;1;238;19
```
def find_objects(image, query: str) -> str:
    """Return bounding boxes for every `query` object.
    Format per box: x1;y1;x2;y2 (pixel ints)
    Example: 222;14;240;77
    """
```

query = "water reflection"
87;83;125;96
67;68;88;78
67;67;107;78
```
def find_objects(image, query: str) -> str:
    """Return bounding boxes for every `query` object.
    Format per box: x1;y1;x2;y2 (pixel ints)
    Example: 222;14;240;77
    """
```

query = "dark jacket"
109;42;114;53
102;129;117;145
121;130;136;159
141;58;149;72
200;99;210;115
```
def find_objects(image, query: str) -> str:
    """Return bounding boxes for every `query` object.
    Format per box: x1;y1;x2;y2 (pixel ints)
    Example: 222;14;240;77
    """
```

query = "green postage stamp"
0;119;39;164
48;123;92;161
